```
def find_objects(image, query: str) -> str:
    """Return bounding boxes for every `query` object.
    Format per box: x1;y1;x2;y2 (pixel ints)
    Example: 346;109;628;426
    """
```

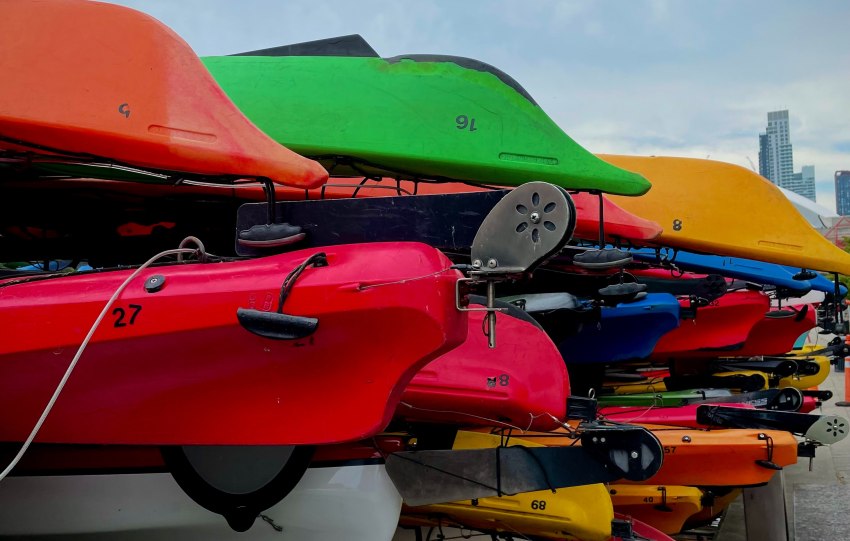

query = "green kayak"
597;389;733;407
202;35;649;196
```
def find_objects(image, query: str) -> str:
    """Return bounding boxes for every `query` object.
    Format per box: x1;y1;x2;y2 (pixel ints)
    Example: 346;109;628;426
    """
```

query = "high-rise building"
758;110;794;186
836;171;850;216
787;165;817;202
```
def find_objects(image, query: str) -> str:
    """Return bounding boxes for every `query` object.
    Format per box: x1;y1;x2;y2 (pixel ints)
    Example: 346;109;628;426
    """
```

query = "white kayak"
0;464;401;540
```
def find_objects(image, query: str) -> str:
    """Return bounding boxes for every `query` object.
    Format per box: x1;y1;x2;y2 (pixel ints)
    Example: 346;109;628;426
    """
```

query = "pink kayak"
400;305;568;431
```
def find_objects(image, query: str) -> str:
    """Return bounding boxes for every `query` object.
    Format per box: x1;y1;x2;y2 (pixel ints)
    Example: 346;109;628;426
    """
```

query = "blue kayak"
630;248;812;292
778;265;847;295
558;293;680;364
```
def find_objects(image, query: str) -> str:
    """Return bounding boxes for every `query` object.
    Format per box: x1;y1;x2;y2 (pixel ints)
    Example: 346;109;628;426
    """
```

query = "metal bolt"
487;259;498;268
592;436;598;443
682;435;692;443
472;259;482;269
530;211;541;224
630;451;639;459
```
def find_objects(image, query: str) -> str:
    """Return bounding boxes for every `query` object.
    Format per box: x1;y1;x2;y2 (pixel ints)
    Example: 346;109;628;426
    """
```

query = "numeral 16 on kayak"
456;114;477;132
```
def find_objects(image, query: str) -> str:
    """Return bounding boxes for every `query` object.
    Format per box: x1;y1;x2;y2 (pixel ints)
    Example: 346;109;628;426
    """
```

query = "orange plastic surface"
603;155;850;274
0;0;327;188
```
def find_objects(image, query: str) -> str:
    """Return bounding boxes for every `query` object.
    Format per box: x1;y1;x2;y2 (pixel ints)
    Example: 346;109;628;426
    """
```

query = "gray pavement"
719;355;850;541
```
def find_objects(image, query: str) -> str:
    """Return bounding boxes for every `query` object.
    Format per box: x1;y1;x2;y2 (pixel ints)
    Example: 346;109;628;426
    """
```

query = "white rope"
0;247;197;482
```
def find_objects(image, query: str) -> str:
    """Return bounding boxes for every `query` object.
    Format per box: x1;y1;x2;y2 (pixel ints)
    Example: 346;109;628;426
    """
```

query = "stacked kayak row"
2;2;849;540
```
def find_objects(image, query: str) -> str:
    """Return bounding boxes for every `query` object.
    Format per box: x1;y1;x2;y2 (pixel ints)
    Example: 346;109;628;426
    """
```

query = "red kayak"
0;0;326;188
0;242;465;445
400;305;568;431
732;304;816;357
612;512;676;541
651;290;770;359
600;403;755;429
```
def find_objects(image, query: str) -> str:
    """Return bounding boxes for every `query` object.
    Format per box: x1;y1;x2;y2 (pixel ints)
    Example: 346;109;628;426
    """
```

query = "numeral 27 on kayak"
113;304;142;327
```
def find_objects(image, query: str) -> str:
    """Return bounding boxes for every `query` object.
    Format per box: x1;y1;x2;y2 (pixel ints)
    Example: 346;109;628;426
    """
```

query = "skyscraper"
836;171;850;216
787;165;817;202
758;110;794;186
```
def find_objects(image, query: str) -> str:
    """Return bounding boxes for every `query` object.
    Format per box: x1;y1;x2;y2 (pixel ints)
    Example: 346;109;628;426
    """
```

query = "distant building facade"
837;171;850;216
787;165;816;202
758;110;794;186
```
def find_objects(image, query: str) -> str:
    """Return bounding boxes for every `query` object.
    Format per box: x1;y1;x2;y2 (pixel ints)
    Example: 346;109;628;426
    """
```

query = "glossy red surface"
400;311;569;430
733;304;816;357
599;403;755;429
651;290;770;359
0;242;465;445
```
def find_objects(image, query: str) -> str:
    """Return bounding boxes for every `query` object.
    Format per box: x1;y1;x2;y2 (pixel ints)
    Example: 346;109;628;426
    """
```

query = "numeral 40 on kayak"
456;115;477;132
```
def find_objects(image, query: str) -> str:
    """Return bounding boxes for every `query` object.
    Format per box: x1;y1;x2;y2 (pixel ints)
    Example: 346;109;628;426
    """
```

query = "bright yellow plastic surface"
602;155;850;274
609;484;703;535
779;354;830;390
400;431;613;541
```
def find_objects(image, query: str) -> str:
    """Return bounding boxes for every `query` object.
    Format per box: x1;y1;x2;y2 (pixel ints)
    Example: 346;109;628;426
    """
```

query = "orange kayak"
0;0;326;188
517;426;797;487
602;155;850;274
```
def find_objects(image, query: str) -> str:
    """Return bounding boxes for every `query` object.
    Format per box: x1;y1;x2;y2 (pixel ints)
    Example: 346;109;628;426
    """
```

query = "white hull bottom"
0;464;401;540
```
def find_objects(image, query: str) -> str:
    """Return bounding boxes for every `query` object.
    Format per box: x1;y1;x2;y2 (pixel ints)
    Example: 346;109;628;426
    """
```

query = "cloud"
106;0;850;210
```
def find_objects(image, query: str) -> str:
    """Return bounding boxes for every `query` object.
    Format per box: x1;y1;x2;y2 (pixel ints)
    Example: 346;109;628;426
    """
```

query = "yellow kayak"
779;354;830;390
609;484;703;535
606;370;767;395
400;431;613;541
602;155;850;274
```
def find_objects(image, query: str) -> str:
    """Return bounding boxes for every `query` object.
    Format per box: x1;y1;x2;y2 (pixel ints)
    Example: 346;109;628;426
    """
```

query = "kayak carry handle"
236;308;318;340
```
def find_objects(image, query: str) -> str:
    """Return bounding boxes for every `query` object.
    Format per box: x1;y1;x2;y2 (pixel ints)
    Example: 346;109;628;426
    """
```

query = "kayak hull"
203;53;650;195
0;0;326;187
609;484;703;535
0;242;465;445
604;155;850;274
400;308;568;431
0;463;400;540
401;484;613;541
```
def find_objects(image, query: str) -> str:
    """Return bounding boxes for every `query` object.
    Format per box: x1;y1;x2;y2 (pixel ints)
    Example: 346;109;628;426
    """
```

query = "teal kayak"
202;35;650;196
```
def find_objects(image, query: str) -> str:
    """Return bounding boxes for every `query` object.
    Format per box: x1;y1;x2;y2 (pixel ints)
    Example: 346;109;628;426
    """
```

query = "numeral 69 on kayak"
530;499;546;510
456;115;477;132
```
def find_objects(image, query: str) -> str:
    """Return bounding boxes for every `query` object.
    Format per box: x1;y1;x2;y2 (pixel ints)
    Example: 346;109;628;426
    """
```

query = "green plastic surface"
202;55;650;196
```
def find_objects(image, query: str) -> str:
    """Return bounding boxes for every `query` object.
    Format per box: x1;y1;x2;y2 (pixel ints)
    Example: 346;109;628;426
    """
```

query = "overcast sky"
111;0;849;211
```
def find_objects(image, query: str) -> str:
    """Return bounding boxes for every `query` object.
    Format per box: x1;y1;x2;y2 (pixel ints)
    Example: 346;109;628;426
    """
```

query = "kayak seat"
499;292;580;313
573;248;632;270
237;222;306;248
597;282;647;305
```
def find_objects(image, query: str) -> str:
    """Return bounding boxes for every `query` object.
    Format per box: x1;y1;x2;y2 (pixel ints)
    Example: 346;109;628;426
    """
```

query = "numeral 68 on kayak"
530;499;546;510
